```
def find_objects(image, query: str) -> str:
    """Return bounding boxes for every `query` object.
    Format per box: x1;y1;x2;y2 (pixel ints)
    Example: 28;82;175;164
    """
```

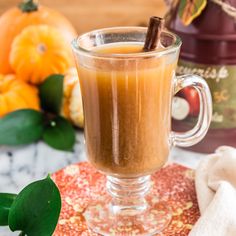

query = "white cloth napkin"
190;146;236;236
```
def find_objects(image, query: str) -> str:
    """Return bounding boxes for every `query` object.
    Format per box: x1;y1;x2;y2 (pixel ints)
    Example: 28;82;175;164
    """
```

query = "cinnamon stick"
143;16;164;51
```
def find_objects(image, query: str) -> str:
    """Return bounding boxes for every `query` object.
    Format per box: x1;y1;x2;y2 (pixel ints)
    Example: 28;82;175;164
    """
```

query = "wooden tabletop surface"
0;0;167;34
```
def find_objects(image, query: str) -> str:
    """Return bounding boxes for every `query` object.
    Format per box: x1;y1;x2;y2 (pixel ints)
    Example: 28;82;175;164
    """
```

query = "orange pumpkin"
61;68;84;128
0;74;40;117
10;25;73;84
0;0;77;74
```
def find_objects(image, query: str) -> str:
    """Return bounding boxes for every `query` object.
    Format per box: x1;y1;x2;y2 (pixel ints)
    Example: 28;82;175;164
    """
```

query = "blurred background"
0;0;167;33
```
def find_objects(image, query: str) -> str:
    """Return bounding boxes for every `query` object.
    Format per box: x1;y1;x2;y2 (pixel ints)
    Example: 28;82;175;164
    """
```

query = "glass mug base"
84;176;172;235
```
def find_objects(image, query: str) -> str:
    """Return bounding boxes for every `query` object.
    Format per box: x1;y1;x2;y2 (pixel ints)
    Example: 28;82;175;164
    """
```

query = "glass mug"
72;27;212;235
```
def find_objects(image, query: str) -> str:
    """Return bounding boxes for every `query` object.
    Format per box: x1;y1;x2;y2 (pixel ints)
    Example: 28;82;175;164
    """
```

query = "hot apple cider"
76;43;177;177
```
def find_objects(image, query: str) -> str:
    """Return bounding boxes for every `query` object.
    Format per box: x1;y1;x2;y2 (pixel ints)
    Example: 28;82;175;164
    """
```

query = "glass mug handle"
171;75;212;147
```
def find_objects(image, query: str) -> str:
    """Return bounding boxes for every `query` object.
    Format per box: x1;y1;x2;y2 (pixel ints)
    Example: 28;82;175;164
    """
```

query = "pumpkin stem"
18;0;38;12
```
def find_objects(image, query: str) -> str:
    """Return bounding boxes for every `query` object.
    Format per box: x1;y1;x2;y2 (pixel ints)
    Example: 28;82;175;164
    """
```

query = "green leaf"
178;0;207;25
19;232;26;236
0;109;44;145
8;176;61;236
43;116;75;151
0;193;17;226
39;74;64;114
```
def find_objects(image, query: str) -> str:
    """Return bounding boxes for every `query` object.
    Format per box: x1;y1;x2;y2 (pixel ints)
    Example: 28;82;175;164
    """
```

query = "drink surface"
94;42;143;54
77;43;177;177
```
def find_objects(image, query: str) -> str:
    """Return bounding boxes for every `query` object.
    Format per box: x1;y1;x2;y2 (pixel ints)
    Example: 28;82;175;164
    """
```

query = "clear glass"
72;27;212;235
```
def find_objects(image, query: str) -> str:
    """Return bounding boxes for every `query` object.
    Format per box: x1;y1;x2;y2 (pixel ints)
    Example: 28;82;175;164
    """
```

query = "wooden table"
0;0;167;34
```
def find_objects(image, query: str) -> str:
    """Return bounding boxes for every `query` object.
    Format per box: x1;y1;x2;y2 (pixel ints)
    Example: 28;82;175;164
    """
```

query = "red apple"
179;87;200;117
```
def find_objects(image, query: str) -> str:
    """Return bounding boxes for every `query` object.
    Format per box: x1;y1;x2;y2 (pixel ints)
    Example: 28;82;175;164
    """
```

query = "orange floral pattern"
52;162;200;236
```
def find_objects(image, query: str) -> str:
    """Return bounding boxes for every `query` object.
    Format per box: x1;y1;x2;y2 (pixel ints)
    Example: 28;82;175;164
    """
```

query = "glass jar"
166;0;236;153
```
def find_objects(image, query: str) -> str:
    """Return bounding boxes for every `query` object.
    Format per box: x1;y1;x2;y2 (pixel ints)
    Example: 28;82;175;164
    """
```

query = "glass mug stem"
85;174;172;235
107;175;151;215
171;75;212;147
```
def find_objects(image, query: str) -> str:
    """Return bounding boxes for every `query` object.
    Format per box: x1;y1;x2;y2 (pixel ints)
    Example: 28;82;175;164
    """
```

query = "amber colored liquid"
77;43;177;177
